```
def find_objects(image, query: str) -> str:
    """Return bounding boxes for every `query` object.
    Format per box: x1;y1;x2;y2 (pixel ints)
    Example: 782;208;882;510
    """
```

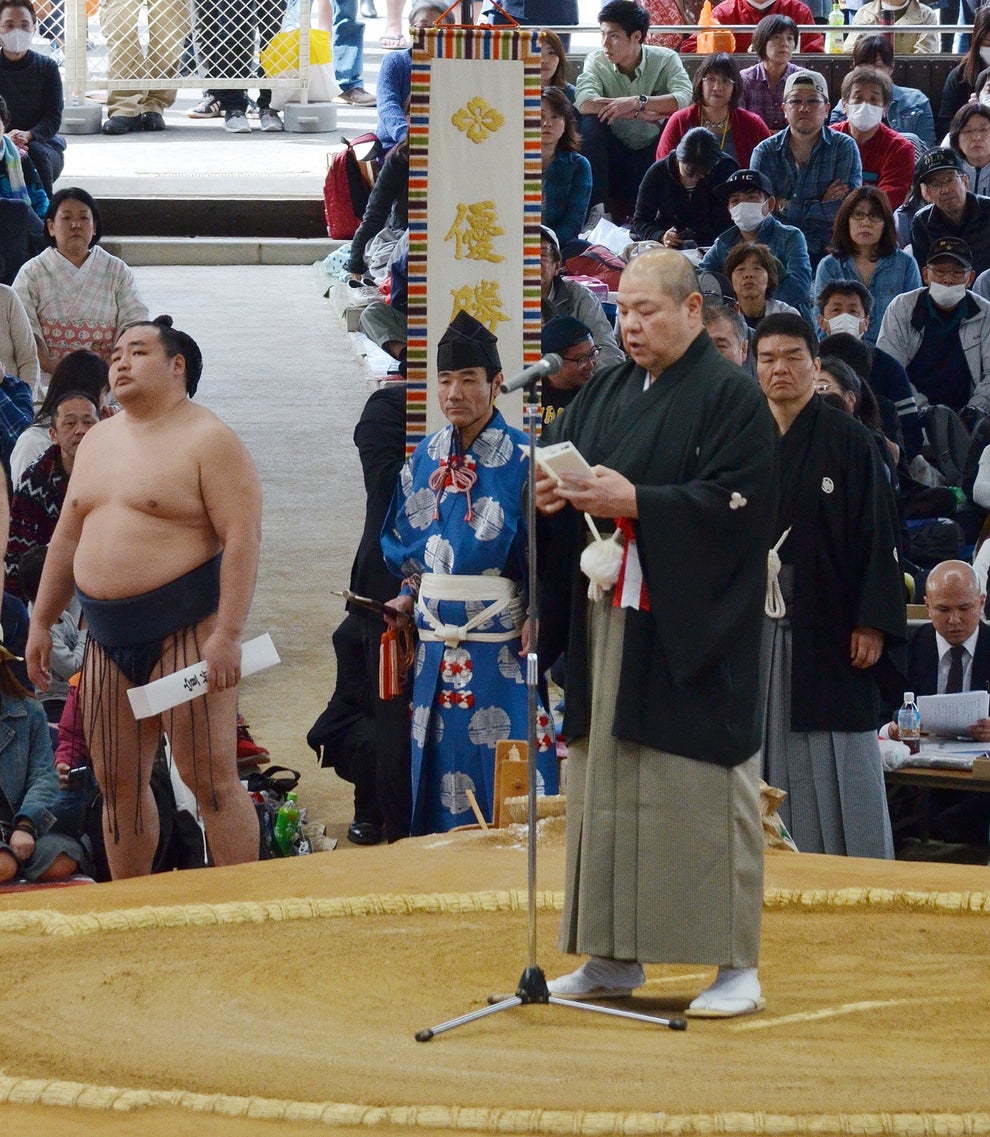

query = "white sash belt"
416;574;521;648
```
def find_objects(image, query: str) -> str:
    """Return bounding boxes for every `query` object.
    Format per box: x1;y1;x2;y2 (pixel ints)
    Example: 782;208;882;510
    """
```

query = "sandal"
379;33;409;49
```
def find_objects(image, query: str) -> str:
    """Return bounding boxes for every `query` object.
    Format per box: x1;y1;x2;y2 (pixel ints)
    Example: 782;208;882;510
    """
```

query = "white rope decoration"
765;527;792;619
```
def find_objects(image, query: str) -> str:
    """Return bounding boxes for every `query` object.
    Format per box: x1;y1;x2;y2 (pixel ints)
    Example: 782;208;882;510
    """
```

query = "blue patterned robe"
382;411;558;834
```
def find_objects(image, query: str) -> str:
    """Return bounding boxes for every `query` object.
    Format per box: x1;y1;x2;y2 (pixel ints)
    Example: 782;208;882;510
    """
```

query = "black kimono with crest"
538;330;778;767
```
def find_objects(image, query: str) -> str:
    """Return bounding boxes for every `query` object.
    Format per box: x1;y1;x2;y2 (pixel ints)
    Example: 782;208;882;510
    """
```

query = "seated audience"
346;116;408;286
541;86;592;251
540;316;597;427
4;389;97;595
376;1;452;150
817;352;898;471
10;348;107;485
641;0;686;50
830;68;914;212
631;126;735;248
540;27;576;103
0;279;37;393
540;225;625;370
936;10;990;139
0;0;65;196
844;0;939;56
814;187;922;343
358;232;409;372
737;15;800;135
699;167;812;320
701;298;749;369
877;237;990;425
751;69;863;268
0;363;30;482
725;241;797;329
0;626;86;885
0;92;45;286
911;148;990;280
16;544;84;724
884;560;990;845
947;102;990;200
817;285;922;457
831;35;934;149
575;0;692;223
13;187;148;375
655;52;770;170
682;0;822;54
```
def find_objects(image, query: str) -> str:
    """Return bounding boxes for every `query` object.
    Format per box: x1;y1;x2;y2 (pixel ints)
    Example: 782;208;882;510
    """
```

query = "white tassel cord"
580;513;624;602
765;527;791;618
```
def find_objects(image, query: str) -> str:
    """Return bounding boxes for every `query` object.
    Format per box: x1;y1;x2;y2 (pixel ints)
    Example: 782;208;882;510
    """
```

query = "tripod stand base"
415;965;687;1040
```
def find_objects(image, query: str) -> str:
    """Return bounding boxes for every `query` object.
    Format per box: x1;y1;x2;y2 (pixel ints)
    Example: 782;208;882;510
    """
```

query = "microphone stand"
415;375;687;1041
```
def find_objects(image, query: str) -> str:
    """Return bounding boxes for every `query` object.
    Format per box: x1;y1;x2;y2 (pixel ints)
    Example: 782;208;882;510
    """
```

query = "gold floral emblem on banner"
451;96;505;143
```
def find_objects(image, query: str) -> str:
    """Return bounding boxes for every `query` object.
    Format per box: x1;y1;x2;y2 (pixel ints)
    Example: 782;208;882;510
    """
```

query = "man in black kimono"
307;384;412;843
755;313;905;859
535;248;777;1017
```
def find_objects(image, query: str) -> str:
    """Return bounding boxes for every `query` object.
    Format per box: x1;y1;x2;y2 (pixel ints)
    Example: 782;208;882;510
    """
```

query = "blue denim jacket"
0;694;57;833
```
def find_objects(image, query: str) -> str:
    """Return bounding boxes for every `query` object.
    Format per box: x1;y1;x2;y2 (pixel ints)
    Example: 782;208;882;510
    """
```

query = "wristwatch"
635;93;648;117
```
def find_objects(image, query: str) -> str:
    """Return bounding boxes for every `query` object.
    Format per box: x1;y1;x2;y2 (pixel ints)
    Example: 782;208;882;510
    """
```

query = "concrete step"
103;236;340;266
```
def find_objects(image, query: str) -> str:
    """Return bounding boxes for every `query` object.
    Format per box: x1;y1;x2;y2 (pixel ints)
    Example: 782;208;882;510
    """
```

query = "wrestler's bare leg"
160;617;259;867
80;648;160;879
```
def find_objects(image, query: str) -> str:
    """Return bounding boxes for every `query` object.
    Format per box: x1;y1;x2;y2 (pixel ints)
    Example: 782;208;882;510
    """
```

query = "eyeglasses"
785;98;824;109
562;346;601;366
849;211;883;223
927;264;970;281
702;75;734;85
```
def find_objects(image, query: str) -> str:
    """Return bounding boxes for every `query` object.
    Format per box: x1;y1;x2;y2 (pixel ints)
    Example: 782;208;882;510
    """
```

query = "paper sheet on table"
126;634;280;720
916;690;990;736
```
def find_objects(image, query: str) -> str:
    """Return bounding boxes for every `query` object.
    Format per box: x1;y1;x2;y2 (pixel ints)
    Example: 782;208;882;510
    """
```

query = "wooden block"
972;756;990;781
493;740;528;828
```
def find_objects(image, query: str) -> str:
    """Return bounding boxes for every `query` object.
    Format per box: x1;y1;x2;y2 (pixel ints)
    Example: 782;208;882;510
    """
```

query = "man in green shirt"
576;0;693;224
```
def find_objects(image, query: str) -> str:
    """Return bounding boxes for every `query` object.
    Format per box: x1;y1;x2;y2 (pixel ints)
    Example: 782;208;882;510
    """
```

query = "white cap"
903;692;915;702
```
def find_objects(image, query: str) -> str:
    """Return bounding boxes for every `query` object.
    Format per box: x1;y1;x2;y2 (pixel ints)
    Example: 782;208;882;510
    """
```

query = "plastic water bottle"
826;0;845;54
897;692;921;756
274;791;300;856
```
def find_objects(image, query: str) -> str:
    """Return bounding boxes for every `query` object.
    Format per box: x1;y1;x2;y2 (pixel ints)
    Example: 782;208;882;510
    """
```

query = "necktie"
946;644;966;694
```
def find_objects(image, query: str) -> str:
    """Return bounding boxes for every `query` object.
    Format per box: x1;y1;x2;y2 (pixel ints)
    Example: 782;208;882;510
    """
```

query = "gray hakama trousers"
559;598;763;968
762;568;894;860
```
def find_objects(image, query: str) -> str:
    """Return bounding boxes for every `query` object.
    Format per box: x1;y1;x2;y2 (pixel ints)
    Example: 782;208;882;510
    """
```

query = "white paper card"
126;634;280;720
916;689;990;737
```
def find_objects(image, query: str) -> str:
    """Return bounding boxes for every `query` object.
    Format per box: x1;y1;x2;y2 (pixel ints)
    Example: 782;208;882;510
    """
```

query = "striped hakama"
559;596;764;968
762;567;894;860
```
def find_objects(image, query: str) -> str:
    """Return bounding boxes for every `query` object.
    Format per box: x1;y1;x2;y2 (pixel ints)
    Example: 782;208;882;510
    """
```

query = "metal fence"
57;0;314;106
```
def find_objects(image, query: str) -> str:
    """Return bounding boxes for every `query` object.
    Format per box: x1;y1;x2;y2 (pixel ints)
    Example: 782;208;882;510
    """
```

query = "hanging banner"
406;24;543;450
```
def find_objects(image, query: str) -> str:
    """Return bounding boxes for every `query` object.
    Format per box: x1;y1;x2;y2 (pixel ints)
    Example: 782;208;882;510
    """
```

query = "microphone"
501;354;563;394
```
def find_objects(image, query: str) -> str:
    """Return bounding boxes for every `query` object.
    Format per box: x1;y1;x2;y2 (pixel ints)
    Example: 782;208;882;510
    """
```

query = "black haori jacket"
776;395;907;732
538;331;778;767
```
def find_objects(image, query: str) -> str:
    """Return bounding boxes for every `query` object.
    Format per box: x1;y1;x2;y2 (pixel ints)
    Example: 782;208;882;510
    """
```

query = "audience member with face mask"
829;67;915;212
878;237;990;428
698;167;812;321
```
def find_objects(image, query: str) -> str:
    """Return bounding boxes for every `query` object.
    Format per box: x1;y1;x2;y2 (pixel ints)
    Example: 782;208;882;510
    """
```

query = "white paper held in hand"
126;633;281;720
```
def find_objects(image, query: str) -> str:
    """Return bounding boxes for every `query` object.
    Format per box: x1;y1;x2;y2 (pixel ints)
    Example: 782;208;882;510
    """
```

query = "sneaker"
102;114;142;135
187;94;221;118
246;97;259;116
258;107;284;132
236;715;269;761
224;111;251;133
336;86;377;107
